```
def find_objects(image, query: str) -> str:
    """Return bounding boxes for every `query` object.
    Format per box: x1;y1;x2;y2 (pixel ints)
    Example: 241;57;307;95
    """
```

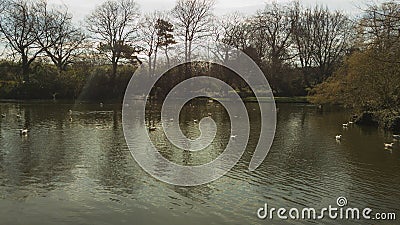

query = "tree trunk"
56;59;65;72
21;54;30;83
188;40;192;62
184;30;190;62
165;47;170;68
111;62;117;80
111;55;118;92
148;55;153;76
184;35;190;79
153;45;158;75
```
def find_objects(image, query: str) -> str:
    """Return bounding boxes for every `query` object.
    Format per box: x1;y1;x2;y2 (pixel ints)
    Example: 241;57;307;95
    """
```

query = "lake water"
0;101;399;225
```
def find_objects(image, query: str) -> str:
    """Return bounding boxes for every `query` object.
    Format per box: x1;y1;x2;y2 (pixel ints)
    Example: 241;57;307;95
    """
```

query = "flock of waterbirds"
3;103;397;147
335;121;354;140
1;112;29;136
147;100;238;140
335;119;400;151
1;102;106;137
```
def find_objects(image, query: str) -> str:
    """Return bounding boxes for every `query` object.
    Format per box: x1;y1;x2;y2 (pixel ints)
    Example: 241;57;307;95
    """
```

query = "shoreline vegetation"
246;96;309;103
0;96;310;104
0;0;399;132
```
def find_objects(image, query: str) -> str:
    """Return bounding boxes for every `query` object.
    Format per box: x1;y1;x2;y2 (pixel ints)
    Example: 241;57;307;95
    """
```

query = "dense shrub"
0;61;137;101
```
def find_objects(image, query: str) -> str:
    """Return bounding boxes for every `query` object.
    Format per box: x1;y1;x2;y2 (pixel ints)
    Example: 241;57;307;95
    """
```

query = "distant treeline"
0;0;352;100
0;0;399;122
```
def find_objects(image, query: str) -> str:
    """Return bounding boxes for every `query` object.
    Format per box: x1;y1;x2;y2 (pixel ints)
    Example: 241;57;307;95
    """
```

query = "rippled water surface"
0;101;399;225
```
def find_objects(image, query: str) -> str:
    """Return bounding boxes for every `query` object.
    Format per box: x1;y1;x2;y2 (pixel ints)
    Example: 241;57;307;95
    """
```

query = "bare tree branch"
86;0;140;82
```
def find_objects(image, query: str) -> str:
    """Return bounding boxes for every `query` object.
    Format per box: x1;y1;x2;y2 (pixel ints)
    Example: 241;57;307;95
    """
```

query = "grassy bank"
244;96;309;103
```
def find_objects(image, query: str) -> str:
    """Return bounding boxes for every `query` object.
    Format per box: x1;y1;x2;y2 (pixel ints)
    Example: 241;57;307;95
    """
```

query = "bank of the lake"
244;96;309;103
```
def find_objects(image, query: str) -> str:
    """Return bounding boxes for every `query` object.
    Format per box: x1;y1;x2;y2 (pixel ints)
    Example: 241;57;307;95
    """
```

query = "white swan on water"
19;129;28;136
384;143;394;148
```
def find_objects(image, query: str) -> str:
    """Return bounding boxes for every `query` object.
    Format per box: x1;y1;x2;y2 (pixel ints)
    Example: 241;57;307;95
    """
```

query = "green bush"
0;60;137;101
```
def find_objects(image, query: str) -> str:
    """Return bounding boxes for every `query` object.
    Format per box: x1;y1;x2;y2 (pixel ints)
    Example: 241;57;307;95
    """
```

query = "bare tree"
292;4;353;84
0;0;43;81
35;4;85;71
139;11;165;75
0;0;5;50
310;7;352;82
250;3;295;65
86;0;140;84
246;2;296;92
359;1;400;63
221;13;249;50
291;2;313;73
212;12;249;62
172;0;215;62
0;0;6;13
139;12;176;74
361;1;400;45
291;3;318;87
139;12;159;75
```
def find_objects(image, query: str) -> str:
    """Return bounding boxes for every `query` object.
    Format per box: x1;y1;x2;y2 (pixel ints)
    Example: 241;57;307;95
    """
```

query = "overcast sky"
48;0;382;22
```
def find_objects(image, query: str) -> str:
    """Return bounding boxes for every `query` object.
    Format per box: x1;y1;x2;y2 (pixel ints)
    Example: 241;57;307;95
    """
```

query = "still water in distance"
0;101;399;225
